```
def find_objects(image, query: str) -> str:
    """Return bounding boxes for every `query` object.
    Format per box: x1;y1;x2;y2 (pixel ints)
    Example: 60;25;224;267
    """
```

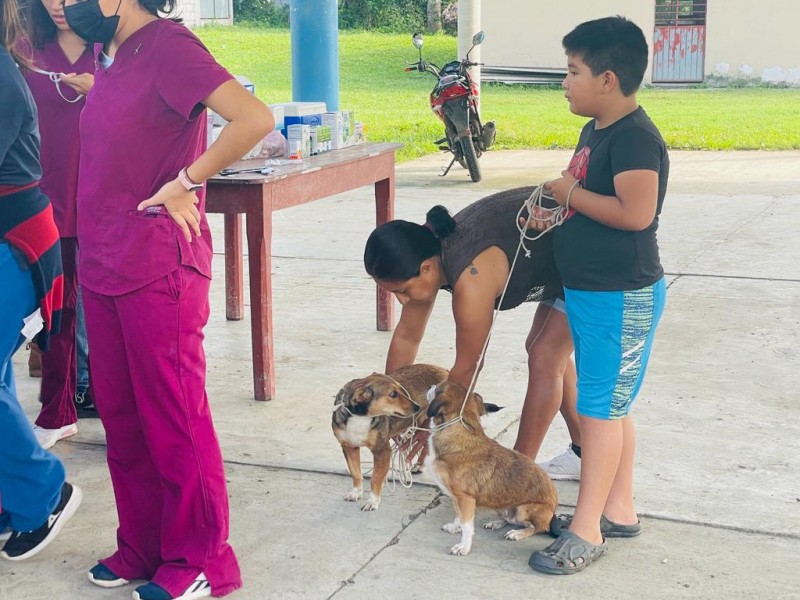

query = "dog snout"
427;397;444;419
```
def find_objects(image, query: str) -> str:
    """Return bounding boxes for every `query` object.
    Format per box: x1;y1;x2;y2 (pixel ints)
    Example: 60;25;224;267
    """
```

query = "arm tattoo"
468;263;479;276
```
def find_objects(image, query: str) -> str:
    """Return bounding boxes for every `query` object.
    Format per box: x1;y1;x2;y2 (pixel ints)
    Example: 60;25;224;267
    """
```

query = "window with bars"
655;0;707;26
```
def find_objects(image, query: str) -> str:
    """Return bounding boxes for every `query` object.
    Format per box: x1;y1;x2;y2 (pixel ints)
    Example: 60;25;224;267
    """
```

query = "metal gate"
652;0;707;83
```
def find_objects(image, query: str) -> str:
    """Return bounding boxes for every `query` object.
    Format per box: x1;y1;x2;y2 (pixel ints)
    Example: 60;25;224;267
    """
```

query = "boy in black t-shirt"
527;16;669;574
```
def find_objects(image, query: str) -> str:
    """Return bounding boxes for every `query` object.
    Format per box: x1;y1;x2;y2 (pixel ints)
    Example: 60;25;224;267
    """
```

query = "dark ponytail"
139;0;182;21
425;205;457;239
364;206;457;281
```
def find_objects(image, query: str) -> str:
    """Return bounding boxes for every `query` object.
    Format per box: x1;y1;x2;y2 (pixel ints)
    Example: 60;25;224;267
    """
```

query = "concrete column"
458;0;481;100
290;0;340;111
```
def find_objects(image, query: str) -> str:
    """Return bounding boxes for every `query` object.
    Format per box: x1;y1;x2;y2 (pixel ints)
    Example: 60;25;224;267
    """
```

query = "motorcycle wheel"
459;136;482;183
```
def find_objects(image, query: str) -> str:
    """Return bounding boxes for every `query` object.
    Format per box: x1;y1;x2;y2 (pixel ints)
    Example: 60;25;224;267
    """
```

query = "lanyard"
29;67;84;104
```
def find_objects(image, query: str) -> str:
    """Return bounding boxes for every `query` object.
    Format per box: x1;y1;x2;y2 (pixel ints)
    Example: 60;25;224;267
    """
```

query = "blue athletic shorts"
564;278;666;420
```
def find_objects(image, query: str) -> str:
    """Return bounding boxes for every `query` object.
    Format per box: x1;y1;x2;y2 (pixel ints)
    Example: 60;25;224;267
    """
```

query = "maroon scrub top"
22;39;93;237
77;19;233;296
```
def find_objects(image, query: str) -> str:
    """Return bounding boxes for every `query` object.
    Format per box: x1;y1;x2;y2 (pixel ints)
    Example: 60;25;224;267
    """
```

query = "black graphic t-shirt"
553;107;669;291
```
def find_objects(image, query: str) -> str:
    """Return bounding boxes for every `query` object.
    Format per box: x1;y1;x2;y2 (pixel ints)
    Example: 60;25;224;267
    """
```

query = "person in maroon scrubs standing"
19;0;95;450
61;0;274;598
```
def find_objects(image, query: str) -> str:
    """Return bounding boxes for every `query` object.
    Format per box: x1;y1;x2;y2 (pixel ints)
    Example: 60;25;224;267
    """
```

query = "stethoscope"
28;67;84;104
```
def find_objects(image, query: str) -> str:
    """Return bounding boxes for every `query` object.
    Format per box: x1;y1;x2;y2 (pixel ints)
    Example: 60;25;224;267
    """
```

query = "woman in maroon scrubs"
62;0;274;597
20;0;95;450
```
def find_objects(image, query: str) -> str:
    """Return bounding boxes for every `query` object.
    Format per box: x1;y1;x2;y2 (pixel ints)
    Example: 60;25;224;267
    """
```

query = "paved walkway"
6;150;800;600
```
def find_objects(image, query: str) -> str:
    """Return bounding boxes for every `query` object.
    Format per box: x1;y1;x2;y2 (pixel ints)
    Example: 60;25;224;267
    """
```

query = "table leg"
246;191;275;401
375;174;395;331
224;213;244;321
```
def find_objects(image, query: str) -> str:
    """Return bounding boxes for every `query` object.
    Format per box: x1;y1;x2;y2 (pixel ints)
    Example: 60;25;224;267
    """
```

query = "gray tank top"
439;186;562;310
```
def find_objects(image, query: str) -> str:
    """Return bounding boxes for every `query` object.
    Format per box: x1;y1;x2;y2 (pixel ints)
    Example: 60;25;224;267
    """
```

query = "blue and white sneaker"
0;482;82;561
132;573;211;600
88;562;130;588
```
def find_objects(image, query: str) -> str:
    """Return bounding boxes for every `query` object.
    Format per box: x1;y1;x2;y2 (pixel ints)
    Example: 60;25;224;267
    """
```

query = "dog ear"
471;392;503;414
335;378;360;407
346;384;372;416
353;386;374;403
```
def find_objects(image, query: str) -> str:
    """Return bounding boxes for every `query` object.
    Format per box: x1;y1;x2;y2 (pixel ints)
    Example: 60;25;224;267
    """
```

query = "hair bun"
425;205;457;240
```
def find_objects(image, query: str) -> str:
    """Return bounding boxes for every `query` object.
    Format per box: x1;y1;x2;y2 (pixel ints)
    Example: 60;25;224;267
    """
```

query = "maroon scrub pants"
83;266;241;597
36;236;78;429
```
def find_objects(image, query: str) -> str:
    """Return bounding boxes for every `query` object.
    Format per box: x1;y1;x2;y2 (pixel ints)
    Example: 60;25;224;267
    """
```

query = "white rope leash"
516;180;579;251
29;67;84;104
388;417;417;489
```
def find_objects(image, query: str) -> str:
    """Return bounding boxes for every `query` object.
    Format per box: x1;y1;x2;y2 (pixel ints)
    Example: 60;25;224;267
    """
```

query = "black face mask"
63;0;122;45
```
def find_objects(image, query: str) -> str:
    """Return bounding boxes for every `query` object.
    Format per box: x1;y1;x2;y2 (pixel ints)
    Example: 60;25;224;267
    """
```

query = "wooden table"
205;142;401;401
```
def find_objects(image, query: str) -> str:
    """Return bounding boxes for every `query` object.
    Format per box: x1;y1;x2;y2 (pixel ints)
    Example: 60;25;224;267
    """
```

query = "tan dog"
332;364;448;511
424;380;558;555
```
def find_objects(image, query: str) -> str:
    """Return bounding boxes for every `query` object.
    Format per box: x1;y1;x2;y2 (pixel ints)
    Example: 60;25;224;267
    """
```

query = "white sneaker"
537;446;581;481
132;572;211;600
32;424;78;450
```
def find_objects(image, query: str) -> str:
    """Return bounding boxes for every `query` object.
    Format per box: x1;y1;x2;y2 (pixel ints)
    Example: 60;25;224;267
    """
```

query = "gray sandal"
550;513;641;538
529;530;608;575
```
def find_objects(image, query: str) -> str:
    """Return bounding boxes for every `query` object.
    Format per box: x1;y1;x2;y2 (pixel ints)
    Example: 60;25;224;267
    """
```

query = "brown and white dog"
332;364;448;511
424;380;558;555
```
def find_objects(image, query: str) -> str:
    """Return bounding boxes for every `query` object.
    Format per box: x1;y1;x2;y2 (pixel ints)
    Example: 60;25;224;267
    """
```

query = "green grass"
197;27;800;162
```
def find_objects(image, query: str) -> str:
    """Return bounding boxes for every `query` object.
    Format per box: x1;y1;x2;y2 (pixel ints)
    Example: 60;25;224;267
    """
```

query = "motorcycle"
406;31;496;183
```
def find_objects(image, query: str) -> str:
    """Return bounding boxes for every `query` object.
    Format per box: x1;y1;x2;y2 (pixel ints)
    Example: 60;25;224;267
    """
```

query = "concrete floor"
4;149;799;600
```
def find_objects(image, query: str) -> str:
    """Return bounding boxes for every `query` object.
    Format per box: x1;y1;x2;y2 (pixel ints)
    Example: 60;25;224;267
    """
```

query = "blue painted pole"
290;0;340;112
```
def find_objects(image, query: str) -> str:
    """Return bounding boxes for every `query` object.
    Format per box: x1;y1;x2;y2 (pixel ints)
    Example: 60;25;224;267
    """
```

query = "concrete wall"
481;1;655;83
706;0;800;84
176;0;200;27
482;0;799;85
176;0;233;28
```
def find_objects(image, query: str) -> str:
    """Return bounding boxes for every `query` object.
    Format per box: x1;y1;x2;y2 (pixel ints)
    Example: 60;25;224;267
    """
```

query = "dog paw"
442;522;462;534
343;489;363;502
449;542;472;556
361;495;381;511
504;528;534;541
483;520;506;531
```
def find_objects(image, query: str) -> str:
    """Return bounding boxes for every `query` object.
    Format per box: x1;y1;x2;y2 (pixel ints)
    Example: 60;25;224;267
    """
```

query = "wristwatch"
178;167;204;192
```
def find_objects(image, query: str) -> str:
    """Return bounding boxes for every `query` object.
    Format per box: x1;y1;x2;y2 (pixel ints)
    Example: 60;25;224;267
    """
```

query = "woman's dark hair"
26;0;57;49
364;205;456;281
562;16;648;96
1;0;31;65
140;0;179;19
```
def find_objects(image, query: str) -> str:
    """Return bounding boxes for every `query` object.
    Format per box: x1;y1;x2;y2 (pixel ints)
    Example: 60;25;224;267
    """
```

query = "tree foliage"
233;0;289;26
233;0;457;33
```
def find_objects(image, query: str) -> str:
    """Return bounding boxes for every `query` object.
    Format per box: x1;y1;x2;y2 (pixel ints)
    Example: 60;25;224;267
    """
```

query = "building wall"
482;0;799;85
706;0;800;84
176;0;233;28
176;0;200;27
481;1;656;83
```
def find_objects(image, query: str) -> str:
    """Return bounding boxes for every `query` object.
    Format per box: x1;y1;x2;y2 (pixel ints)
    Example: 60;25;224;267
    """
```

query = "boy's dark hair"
562;16;648;96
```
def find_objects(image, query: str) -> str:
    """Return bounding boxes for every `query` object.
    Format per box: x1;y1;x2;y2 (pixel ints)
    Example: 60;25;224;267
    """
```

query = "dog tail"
483;403;503;413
